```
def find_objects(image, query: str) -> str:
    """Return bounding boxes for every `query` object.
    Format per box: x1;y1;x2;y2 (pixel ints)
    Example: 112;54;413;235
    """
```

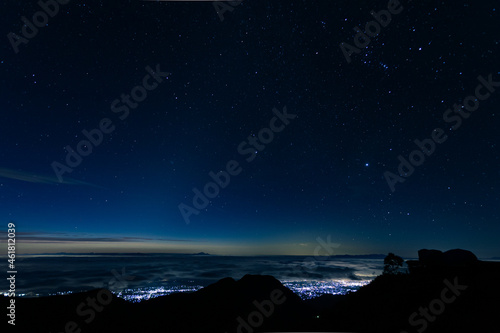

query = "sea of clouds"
4;254;385;297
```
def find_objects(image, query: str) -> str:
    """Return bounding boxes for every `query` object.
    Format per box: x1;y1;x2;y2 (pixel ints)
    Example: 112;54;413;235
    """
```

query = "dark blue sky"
1;0;499;257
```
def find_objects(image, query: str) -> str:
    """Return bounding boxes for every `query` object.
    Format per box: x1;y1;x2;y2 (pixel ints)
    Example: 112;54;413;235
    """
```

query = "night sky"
1;0;499;257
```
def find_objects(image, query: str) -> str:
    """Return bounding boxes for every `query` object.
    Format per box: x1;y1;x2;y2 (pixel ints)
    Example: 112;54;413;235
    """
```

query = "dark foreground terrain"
4;249;500;333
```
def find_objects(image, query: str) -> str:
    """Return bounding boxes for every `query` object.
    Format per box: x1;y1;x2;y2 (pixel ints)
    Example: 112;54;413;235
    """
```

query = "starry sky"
1;0;499;257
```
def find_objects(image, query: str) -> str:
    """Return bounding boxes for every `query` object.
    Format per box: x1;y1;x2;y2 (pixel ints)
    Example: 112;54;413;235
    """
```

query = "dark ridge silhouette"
3;249;499;333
